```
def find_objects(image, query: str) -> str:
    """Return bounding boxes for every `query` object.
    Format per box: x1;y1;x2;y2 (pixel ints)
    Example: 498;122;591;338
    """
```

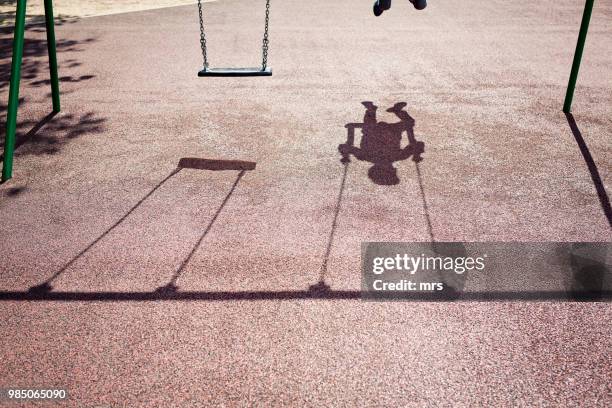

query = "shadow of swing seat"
23;157;255;295
178;157;256;171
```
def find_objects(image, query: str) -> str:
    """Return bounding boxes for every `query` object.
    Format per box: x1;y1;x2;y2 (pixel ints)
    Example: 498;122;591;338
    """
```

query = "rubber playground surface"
0;0;611;406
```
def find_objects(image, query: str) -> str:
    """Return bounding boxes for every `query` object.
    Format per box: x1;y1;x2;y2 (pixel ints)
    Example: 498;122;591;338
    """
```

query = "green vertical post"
2;0;27;181
563;0;595;113
44;0;60;112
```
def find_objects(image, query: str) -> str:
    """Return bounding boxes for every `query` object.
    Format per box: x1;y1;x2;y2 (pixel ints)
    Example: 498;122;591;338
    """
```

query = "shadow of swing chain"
29;167;183;293
157;170;246;294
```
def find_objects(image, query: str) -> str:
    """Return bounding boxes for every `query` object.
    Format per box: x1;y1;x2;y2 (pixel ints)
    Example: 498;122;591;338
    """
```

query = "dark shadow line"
32;168;181;289
165;170;245;288
415;162;435;242
319;163;349;283
0;289;610;302
0;111;57;162
565;113;612;228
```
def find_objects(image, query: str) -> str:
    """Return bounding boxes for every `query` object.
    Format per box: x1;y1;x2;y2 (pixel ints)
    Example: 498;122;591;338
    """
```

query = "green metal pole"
2;0;27;182
563;0;595;113
43;0;60;112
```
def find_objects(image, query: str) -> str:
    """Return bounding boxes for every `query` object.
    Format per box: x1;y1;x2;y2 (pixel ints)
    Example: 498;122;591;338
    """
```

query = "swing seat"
198;67;272;77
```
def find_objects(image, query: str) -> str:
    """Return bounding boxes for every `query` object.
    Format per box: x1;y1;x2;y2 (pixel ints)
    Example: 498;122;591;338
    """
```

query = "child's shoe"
409;0;427;10
373;0;391;16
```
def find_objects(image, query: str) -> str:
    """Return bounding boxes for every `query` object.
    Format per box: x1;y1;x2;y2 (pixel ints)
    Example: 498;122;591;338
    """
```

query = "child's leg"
373;0;391;16
379;0;392;10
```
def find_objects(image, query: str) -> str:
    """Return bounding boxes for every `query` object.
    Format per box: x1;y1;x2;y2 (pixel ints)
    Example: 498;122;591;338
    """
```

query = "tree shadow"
0;20;94;91
340;101;425;185
0;109;106;159
0;18;100;164
3;184;25;195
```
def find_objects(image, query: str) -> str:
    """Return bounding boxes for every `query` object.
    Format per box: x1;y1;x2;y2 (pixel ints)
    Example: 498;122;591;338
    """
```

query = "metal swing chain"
198;0;270;71
197;0;208;69
262;0;271;70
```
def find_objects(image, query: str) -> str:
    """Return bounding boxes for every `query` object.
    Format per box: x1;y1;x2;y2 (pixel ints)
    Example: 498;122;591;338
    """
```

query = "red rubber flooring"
0;0;611;406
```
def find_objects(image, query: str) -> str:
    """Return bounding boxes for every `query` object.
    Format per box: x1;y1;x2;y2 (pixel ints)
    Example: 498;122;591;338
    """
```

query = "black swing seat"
198;67;272;77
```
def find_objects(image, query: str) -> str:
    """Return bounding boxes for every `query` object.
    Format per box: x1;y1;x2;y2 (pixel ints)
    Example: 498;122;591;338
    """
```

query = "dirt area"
0;0;208;26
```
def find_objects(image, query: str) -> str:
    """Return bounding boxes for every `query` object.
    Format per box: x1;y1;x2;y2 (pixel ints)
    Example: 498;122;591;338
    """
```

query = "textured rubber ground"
0;0;611;406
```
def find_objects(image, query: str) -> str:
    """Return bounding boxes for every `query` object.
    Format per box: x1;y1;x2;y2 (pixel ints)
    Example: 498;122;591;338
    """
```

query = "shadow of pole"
565;112;612;228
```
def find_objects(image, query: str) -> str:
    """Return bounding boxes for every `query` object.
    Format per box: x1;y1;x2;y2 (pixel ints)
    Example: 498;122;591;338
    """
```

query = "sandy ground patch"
0;0;214;26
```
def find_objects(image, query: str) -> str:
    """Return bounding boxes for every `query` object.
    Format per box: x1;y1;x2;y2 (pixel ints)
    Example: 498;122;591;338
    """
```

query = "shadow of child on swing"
340;101;425;185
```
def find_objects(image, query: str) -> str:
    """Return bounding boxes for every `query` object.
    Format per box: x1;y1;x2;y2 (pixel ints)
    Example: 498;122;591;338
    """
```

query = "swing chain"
197;0;208;69
197;0;270;71
262;0;271;70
